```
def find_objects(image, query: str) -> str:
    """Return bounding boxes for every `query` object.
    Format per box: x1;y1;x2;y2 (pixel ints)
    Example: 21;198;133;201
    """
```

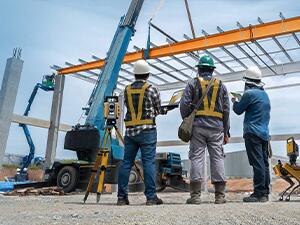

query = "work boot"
243;193;269;203
117;197;129;206
186;181;201;204
146;196;163;206
214;182;226;204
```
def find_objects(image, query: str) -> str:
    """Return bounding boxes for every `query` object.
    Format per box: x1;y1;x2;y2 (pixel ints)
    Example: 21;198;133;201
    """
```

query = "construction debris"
3;186;64;196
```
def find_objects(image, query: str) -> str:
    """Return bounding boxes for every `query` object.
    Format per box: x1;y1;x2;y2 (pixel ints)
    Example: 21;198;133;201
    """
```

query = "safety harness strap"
196;78;223;119
125;83;154;127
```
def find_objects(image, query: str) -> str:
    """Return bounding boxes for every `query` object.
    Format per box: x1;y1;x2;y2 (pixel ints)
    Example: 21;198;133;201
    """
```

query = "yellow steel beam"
57;16;300;75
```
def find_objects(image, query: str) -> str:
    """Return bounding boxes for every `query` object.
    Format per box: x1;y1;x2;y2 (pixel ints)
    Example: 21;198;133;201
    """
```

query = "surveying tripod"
83;124;144;203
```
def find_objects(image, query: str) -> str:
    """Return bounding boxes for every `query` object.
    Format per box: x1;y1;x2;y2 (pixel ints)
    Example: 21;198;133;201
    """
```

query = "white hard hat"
243;66;265;87
244;66;262;80
133;60;150;75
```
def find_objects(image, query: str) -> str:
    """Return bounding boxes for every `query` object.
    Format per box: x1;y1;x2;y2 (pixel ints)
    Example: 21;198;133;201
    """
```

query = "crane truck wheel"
56;166;78;193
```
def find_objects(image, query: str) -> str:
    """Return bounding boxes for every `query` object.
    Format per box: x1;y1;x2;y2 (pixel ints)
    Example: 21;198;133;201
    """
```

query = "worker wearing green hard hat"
196;55;216;68
180;55;230;204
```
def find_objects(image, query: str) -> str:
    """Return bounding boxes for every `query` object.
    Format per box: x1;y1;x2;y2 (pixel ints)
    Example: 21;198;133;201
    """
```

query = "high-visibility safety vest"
124;82;155;127
196;77;223;119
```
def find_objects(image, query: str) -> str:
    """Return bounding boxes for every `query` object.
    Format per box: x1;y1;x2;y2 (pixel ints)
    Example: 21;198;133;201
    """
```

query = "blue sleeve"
233;92;251;115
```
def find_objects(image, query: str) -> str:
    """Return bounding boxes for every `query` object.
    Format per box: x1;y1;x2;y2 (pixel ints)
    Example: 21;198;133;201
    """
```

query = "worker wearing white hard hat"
232;66;271;203
117;60;176;206
133;59;151;74
243;66;265;88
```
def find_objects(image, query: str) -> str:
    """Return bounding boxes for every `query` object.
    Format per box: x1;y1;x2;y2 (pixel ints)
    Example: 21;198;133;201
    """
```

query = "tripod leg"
96;129;111;203
83;129;108;203
83;150;102;203
134;161;144;182
96;150;109;203
114;126;125;145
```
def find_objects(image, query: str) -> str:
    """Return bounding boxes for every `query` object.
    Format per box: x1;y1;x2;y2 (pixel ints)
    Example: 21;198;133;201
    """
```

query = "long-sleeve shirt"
180;74;230;135
124;80;167;137
233;87;270;141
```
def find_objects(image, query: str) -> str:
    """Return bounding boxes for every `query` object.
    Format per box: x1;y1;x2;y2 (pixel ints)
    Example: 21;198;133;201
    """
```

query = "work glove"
160;104;178;115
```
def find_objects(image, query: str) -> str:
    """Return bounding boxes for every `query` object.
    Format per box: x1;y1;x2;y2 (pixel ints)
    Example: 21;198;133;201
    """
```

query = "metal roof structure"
52;14;300;93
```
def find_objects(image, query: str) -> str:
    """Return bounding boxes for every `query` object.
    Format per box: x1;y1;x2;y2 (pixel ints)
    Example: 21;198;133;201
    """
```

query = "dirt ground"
0;168;43;181
0;192;299;225
0;168;295;193
1;168;299;225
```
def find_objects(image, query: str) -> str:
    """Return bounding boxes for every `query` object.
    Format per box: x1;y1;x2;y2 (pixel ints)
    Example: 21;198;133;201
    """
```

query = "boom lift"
16;75;55;181
45;0;188;193
273;137;300;201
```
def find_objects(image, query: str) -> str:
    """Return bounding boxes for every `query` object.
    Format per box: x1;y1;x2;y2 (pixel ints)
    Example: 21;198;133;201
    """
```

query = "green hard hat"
196;55;216;68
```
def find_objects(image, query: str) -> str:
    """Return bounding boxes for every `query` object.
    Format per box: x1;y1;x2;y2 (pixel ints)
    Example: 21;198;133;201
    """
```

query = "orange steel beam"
57;16;300;75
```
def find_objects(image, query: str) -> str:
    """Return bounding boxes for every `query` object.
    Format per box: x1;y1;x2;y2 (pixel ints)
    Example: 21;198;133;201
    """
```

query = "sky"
1;0;300;160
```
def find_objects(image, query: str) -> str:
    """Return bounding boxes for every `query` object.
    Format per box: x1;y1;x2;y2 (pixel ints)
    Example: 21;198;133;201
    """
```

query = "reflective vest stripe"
125;83;154;126
196;78;223;119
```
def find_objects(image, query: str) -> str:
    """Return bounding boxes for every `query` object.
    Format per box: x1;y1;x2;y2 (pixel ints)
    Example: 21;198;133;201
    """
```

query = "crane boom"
85;0;144;130
64;0;144;162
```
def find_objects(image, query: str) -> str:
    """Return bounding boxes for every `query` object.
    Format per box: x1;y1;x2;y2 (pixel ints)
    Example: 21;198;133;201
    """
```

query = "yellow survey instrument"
273;137;300;201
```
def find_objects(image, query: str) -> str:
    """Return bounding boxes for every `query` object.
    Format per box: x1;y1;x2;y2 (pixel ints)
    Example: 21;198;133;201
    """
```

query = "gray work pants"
189;126;226;183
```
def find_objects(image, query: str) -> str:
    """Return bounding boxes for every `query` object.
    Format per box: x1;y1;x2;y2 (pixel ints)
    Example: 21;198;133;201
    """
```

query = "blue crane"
19;75;55;174
48;0;145;192
45;0;188;193
64;0;145;161
85;0;144;130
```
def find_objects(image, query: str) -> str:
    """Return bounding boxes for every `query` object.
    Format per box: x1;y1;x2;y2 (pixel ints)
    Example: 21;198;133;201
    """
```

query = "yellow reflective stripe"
209;79;220;112
196;110;223;118
137;84;149;121
199;78;209;110
125;83;154;126
126;84;137;122
196;78;223;119
125;119;154;126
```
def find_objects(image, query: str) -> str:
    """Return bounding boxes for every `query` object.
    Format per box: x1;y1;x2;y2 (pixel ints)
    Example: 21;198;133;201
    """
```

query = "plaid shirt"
124;80;167;137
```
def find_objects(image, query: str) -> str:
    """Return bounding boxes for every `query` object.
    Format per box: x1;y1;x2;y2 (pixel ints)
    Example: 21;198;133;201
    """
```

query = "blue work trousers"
117;129;157;200
244;133;270;196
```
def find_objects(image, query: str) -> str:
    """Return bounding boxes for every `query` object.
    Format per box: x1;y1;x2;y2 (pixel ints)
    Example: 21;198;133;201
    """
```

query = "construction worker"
232;66;271;203
117;59;175;206
180;55;230;204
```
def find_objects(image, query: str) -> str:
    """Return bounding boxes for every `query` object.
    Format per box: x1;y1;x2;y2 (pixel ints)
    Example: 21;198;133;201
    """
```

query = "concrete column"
0;50;23;168
44;75;65;168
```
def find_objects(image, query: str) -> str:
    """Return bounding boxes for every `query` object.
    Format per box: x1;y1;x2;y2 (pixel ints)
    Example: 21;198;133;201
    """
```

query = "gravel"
0;192;299;225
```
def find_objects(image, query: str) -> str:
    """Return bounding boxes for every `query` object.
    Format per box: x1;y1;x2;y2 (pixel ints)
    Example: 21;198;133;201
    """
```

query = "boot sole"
214;201;226;204
186;201;201;205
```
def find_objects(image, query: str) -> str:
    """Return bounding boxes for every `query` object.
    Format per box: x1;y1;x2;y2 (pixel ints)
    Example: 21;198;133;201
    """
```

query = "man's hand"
223;136;229;145
165;104;178;111
161;104;178;114
231;97;237;103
